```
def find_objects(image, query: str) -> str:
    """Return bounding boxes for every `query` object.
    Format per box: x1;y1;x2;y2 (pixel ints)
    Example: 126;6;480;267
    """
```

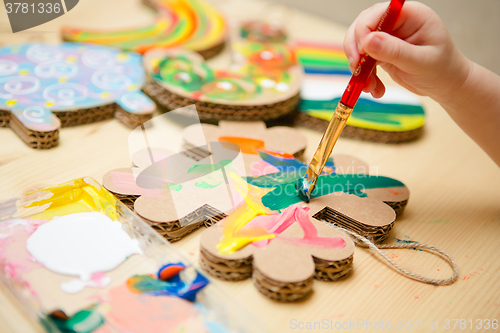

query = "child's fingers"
362;68;385;98
353;2;392;54
362;31;423;74
344;18;361;73
390;2;436;42
344;2;390;73
362;70;378;93
371;74;386;98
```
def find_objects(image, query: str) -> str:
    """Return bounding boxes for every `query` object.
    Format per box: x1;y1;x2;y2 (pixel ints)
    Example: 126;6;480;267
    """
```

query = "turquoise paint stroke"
245;173;405;211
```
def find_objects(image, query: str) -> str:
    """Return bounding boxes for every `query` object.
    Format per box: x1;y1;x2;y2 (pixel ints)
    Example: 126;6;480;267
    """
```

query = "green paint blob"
166;183;182;191
189;159;234;189
48;308;104;333
252;173;404;211
244;170;304;187
187;159;232;174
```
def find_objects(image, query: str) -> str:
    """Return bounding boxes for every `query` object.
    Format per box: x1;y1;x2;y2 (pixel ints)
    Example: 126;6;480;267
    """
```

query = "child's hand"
343;1;471;104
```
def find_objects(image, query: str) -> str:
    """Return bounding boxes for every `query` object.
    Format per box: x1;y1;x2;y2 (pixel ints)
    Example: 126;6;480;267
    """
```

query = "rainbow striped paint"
296;41;351;75
61;0;226;55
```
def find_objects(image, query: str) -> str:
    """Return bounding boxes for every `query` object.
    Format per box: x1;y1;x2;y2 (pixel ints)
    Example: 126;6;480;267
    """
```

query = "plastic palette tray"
0;177;263;333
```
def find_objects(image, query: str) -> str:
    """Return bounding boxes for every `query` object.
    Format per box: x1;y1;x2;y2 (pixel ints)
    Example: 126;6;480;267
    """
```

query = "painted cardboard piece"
200;206;356;302
142;36;303;121
61;0;227;59
102;121;307;241
295;41;426;143
199;150;409;301
240;20;288;43
0;43;155;149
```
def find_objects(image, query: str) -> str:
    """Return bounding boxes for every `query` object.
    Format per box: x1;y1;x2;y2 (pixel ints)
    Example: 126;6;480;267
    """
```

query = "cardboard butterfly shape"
295;41;426;143
0;43;155;149
142;36;303;122
102;121;307;242
61;0;227;59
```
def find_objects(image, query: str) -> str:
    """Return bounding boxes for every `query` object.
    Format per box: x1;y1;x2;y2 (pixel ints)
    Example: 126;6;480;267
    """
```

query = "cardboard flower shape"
198;137;409;301
102;121;307;241
0;43;155;148
200;205;356;302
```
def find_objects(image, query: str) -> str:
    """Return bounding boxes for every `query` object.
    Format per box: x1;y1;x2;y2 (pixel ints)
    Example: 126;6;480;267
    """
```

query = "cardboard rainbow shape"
295;41;426;143
61;0;227;59
0;43;155;149
102;121;307;242
142;41;303;122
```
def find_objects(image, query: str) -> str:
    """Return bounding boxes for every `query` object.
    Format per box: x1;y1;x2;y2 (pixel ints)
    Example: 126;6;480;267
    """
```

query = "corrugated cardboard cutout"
142;39;303;121
102;121;307;241
199;156;409;302
0;43;155;149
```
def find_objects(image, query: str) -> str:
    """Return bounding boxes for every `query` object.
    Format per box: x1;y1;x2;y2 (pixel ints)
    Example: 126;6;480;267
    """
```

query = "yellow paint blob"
17;178;117;221
216;174;274;254
117;53;129;62
6;100;17;106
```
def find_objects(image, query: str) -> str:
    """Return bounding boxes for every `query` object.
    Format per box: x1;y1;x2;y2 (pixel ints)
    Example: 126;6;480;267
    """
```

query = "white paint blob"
26;212;141;293
301;78;422;105
216;81;233;90
61;273;112;294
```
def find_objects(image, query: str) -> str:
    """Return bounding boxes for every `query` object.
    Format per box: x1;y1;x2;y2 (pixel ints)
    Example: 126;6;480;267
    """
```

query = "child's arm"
344;1;500;165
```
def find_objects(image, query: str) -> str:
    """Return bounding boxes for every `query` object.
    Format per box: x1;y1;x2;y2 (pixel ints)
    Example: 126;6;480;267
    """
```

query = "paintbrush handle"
341;0;405;108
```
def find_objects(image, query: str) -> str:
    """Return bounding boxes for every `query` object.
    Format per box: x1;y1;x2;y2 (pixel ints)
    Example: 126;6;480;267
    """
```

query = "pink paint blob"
109;171;163;197
0;222;44;280
95;284;208;333
251;160;280;177
24;219;49;235
244;206;346;249
89;272;111;288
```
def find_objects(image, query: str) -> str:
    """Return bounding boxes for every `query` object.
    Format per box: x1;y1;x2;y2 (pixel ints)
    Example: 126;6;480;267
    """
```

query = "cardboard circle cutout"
142;40;303;121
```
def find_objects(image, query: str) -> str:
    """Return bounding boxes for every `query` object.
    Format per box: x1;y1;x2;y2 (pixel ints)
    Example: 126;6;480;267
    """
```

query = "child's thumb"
362;31;421;72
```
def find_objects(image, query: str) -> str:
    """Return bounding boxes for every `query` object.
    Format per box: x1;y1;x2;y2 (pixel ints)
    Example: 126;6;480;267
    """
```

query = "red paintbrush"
296;0;406;202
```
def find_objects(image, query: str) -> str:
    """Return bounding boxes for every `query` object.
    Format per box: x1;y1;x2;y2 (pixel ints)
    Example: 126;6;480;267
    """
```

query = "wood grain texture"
0;0;499;332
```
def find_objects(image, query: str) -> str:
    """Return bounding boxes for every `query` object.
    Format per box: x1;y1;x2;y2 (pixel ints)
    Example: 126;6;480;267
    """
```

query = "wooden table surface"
0;0;499;332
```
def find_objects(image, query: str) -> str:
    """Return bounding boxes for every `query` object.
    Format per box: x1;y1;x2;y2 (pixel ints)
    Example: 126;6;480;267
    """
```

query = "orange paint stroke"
218;136;265;155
